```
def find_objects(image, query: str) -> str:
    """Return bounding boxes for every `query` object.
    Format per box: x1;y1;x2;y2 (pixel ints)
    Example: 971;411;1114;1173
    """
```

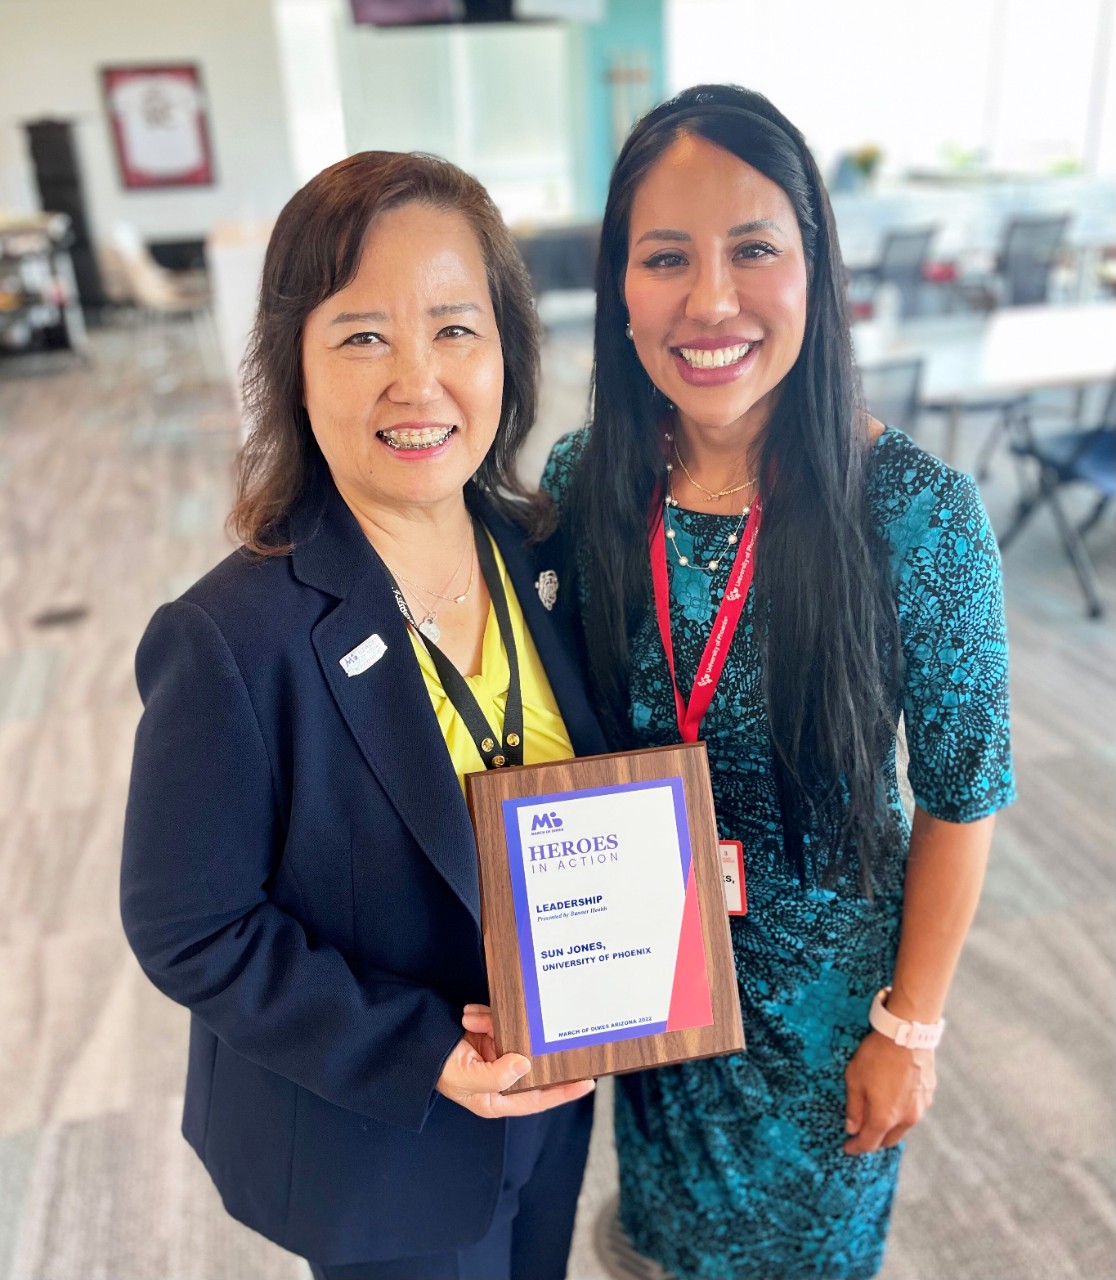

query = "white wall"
0;0;295;242
666;0;1116;178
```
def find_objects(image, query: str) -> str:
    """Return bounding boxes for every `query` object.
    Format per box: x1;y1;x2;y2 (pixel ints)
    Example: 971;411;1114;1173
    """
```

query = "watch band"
869;987;945;1049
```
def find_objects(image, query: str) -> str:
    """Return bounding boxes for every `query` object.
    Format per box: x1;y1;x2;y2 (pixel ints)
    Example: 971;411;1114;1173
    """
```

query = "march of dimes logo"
522;802;620;874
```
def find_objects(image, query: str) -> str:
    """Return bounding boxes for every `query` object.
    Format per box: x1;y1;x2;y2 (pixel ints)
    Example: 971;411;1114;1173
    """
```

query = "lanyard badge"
649;495;762;916
389;515;524;771
649;496;762;743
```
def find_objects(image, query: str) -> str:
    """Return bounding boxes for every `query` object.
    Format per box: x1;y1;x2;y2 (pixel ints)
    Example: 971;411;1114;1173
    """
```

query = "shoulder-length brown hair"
230;151;543;553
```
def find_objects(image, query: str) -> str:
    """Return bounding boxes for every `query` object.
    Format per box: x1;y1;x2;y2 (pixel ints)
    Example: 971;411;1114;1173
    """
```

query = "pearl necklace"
663;431;753;573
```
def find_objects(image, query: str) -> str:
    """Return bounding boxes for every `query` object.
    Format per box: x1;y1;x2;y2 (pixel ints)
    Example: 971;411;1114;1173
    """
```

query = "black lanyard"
388;515;524;769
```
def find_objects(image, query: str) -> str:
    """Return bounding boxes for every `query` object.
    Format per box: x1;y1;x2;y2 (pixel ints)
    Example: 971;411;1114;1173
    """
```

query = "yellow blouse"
407;534;574;790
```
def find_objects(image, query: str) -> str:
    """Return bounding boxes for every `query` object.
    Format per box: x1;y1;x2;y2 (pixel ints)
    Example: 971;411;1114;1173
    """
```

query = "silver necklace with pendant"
387;535;476;644
417;614;442;643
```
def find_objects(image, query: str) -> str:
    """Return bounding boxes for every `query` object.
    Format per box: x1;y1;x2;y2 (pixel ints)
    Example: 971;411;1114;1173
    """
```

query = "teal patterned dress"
541;427;1014;1280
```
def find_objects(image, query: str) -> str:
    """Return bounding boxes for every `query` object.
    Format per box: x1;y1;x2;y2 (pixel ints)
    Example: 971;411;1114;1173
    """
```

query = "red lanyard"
649;497;762;742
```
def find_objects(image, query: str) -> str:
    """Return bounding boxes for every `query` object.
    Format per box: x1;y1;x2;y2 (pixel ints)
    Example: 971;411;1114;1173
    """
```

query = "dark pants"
307;1094;594;1280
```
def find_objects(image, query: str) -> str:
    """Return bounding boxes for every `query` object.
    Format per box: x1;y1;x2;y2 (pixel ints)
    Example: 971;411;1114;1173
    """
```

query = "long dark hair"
231;151;543;552
567;84;900;891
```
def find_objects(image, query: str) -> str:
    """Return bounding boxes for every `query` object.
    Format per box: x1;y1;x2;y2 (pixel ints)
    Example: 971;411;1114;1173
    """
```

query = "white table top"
853;302;1116;404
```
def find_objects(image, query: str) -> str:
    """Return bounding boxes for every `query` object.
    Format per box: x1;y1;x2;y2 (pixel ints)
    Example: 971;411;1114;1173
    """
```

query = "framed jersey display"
102;64;215;190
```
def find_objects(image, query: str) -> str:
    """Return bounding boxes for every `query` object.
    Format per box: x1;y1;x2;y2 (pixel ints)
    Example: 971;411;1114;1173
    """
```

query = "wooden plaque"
465;742;744;1091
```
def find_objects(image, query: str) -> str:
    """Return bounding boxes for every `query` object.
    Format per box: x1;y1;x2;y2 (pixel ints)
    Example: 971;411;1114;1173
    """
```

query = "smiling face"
300;201;504;519
624;132;809;445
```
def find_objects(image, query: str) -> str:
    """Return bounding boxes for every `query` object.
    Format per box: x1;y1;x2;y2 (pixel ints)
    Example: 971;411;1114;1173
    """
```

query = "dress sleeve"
895;469;1016;823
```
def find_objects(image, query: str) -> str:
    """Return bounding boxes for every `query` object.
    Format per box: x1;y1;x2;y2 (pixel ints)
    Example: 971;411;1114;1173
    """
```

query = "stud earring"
625;322;633;340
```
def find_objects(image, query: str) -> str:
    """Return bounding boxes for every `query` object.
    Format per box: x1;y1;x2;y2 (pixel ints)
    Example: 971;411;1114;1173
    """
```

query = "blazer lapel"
292;484;482;927
288;482;608;929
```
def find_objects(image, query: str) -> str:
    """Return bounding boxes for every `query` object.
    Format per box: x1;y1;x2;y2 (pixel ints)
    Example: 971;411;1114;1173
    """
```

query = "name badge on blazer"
339;633;387;677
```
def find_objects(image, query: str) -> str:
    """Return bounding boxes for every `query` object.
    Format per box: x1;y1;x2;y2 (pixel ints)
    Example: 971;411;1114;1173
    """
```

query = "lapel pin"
339;633;387;677
535;569;559;611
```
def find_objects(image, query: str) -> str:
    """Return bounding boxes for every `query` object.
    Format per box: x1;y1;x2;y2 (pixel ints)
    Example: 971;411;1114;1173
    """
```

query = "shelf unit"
0;212;89;356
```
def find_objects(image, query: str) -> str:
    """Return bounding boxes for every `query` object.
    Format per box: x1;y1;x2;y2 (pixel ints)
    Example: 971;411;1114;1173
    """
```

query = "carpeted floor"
0;315;1112;1280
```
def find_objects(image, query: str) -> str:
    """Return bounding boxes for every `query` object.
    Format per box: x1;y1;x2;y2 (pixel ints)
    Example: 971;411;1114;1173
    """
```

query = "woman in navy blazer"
121;153;604;1280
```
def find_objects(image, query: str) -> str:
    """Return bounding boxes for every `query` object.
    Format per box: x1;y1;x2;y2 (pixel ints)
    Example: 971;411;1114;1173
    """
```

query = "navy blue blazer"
121;477;606;1264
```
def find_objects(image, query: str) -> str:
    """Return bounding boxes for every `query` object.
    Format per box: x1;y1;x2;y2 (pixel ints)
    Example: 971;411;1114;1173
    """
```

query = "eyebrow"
634;219;782;245
328;302;482;326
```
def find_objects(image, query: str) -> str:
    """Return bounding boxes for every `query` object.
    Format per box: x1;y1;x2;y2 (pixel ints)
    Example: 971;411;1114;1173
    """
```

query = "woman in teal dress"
540;85;1015;1280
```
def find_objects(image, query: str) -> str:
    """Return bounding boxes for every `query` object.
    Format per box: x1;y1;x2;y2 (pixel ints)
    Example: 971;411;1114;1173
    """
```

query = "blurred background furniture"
514;222;600;296
849;226;939;319
858;357;923;434
998;213;1072;306
0;212;89;357
23;118;109;313
953;212;1074;313
1099;250;1116;296
997;381;1116;618
944;213;1074;474
512;221;601;335
103;222;218;385
853;301;1116;465
832;175;1112;300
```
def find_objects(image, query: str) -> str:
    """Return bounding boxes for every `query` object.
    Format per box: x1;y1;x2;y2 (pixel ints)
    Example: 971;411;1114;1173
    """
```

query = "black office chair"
877;227;938;318
850;227;938;320
961;214;1075;474
859;358;923;434
998;381;1115;617
998;214;1071;306
513;223;600;295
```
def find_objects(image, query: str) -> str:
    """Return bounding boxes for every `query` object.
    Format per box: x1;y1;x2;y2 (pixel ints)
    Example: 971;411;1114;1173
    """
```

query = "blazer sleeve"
121;600;464;1132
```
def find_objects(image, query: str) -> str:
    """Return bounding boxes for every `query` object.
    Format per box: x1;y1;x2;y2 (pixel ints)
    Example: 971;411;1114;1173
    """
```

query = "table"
853;302;1116;463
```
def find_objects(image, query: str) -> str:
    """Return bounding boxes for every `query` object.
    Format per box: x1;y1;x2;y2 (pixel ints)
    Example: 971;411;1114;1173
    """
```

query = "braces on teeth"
378;426;455;450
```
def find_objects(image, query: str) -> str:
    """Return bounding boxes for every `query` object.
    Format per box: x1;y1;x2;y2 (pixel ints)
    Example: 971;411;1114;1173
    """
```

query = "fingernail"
845;1118;857;1133
513;1058;531;1079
